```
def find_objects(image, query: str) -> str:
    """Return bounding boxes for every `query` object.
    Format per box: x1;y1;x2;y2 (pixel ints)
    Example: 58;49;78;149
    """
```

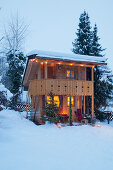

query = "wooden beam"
29;79;93;96
84;96;85;114
38;63;41;79
84;67;86;114
26;90;31;118
91;67;94;118
23;62;33;85
30;58;96;68
45;63;47;79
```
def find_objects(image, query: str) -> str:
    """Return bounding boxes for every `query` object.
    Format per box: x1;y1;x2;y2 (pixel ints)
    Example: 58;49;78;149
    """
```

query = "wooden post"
84;67;86;114
45;63;47;79
38;63;41;80
75;96;77;111
26;90;30;118
69;96;72;126
84;96;85;114
33;95;37;122
69;71;72;126
91;66;94;118
26;97;29;118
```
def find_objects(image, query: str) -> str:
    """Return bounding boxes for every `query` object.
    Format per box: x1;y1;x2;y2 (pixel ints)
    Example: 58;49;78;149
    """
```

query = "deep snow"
0;110;113;170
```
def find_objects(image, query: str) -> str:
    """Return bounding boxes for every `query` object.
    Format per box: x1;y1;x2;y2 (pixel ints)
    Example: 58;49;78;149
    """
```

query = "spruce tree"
72;10;92;116
72;10;92;55
91;24;104;56
6;51;26;109
91;24;113;120
6;51;26;94
44;92;60;124
72;11;113;121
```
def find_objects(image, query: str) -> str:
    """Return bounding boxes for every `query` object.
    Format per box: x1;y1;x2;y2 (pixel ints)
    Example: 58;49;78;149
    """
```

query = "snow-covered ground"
0;110;113;170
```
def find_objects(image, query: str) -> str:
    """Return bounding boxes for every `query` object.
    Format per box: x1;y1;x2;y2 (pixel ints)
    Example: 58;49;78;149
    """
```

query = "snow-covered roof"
27;50;106;64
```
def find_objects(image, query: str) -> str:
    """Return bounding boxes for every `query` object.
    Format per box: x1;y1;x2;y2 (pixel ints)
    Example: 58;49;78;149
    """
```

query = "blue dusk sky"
0;0;113;70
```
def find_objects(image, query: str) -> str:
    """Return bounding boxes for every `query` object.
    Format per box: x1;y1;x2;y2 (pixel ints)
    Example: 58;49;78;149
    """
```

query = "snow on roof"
27;50;106;64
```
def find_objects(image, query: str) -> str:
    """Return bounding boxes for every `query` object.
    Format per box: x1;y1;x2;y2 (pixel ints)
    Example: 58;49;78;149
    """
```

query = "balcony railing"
29;79;93;96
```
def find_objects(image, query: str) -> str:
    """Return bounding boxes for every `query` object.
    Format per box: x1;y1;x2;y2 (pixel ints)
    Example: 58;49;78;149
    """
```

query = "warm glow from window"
30;58;37;62
47;96;60;107
41;62;43;65
47;96;51;105
54;96;60;107
67;70;70;78
30;59;34;62
67;97;74;107
67;70;74;78
58;62;61;65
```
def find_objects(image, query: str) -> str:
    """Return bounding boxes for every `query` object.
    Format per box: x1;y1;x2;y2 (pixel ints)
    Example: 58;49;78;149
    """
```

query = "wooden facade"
23;51;106;124
29;79;93;96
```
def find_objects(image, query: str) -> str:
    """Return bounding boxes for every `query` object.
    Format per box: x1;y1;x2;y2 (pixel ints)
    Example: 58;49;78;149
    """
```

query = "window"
67;70;74;79
47;96;60;107
54;96;60;107
67;96;74;107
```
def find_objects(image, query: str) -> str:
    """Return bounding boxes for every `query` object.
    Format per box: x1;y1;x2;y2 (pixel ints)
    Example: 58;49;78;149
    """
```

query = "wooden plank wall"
29;79;93;96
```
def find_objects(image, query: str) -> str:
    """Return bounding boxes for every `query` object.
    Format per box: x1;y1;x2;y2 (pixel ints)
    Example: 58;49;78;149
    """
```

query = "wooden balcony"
29;79;93;96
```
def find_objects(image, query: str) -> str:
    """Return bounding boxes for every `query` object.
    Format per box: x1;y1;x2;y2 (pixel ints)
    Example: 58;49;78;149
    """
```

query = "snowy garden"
0;80;113;170
0;109;113;170
0;4;113;170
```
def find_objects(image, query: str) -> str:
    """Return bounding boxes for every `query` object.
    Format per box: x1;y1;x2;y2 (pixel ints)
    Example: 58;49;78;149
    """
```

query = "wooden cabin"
23;50;106;124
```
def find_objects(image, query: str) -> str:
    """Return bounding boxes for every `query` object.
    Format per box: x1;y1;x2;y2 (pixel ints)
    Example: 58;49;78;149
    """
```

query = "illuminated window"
67;96;74;107
67;70;74;78
47;96;60;107
67;70;70;78
47;96;51;105
54;96;60;107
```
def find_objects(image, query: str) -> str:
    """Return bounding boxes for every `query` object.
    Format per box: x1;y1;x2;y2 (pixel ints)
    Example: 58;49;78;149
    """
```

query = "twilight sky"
0;0;113;70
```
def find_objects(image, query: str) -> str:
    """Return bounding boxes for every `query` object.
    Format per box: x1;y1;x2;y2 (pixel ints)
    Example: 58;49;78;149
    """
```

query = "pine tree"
72;11;92;116
72;10;92;55
91;24;113;120
6;50;26;109
44;92;60;124
91;24;104;56
72;11;113;121
6;51;26;94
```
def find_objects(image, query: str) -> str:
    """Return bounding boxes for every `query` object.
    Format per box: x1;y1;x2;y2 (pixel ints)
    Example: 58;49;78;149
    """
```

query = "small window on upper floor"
66;70;74;79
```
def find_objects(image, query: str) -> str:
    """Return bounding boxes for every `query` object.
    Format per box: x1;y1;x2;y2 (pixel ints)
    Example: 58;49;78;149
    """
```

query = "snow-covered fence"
15;103;32;112
105;111;113;124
